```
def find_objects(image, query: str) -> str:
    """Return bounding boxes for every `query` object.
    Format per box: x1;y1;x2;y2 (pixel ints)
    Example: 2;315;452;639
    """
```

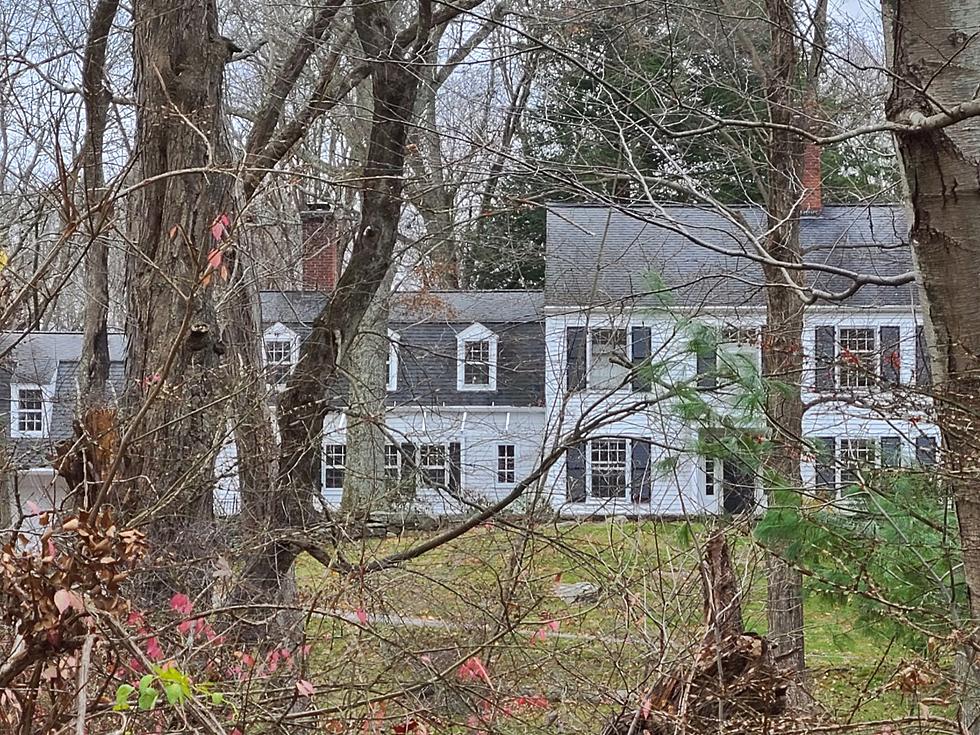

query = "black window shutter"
880;326;901;384
630;326;652;392
696;348;717;389
813;436;836;491
880;436;902;468
630;439;652;503
401;442;417;494
814;326;836;391
566;327;587;392
566;443;587;502
449;442;462;493
916;326;932;388
916;436;937;466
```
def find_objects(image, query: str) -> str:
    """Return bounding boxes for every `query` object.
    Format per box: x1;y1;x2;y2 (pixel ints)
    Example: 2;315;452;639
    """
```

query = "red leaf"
295;679;316;697
355;608;368;625
457;657;491;684
145;637;164;662
170;593;193;616
208;248;223;270
210;213;230;241
530;615;560;644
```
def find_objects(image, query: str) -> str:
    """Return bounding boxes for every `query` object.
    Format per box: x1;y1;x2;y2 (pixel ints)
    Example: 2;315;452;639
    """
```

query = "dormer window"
456;323;497;391
11;383;51;438
263;323;300;387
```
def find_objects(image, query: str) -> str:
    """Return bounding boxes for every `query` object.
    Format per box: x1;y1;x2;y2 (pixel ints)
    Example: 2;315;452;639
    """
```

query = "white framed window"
419;444;447;488
323;444;346;489
456;323;497;391
588;328;629;390
384;444;401;482
387;329;400;392
263;323;300;387
839;438;875;488
497;444;516;484
10;383;51;438
719;327;760;376
589;439;629;499
838;328;876;389
703;457;717;496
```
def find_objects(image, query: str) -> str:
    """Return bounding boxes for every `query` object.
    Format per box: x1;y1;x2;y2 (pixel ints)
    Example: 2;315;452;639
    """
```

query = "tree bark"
123;0;234;602
77;0;119;405
884;0;980;729
340;265;394;518
759;0;810;700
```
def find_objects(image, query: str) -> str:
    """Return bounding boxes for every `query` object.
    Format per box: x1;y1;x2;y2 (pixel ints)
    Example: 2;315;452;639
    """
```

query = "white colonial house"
540;204;936;517
2;198;940;527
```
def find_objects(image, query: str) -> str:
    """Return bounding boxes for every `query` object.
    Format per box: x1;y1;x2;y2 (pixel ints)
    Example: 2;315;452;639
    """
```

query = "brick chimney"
801;142;822;215
300;202;337;291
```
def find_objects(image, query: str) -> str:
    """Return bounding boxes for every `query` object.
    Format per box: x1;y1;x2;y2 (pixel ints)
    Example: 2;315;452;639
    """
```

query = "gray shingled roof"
259;290;544;327
545;204;916;308
0;332;127;384
389;291;543;324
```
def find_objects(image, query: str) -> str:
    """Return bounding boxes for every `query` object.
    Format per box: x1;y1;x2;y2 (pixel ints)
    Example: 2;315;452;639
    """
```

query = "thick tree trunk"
762;286;806;679
340;266;394;518
759;0;808;699
885;1;980;729
122;0;233;602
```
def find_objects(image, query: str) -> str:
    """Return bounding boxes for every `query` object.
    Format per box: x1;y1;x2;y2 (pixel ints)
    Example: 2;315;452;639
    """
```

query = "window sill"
457;384;496;392
11;432;47;440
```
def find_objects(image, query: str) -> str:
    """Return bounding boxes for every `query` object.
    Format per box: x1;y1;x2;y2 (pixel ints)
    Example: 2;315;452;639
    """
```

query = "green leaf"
139;673;155;692
113;684;134;711
138;685;159;711
210;691;225;706
164;682;185;706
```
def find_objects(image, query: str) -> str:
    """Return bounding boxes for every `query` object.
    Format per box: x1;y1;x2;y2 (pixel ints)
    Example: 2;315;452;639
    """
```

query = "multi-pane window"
384;444;401;482
463;339;492;386
589;329;629;390
265;338;294;385
497;444;516;484
590;439;628;499
839;438;875;488
703;457;716;496
15;387;44;435
324;444;346;489
719;327;760;375
838;328;876;388
419;444;447;488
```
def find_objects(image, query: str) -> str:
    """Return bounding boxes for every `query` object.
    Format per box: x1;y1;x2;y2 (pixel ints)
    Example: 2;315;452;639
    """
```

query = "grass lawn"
295;518;954;730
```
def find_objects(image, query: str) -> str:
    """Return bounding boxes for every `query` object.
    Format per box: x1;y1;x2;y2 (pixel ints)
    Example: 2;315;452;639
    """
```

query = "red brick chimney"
801;142;823;215
300;202;337;291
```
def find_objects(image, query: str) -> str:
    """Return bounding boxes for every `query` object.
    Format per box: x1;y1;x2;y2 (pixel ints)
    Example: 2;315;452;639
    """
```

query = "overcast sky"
834;0;883;35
